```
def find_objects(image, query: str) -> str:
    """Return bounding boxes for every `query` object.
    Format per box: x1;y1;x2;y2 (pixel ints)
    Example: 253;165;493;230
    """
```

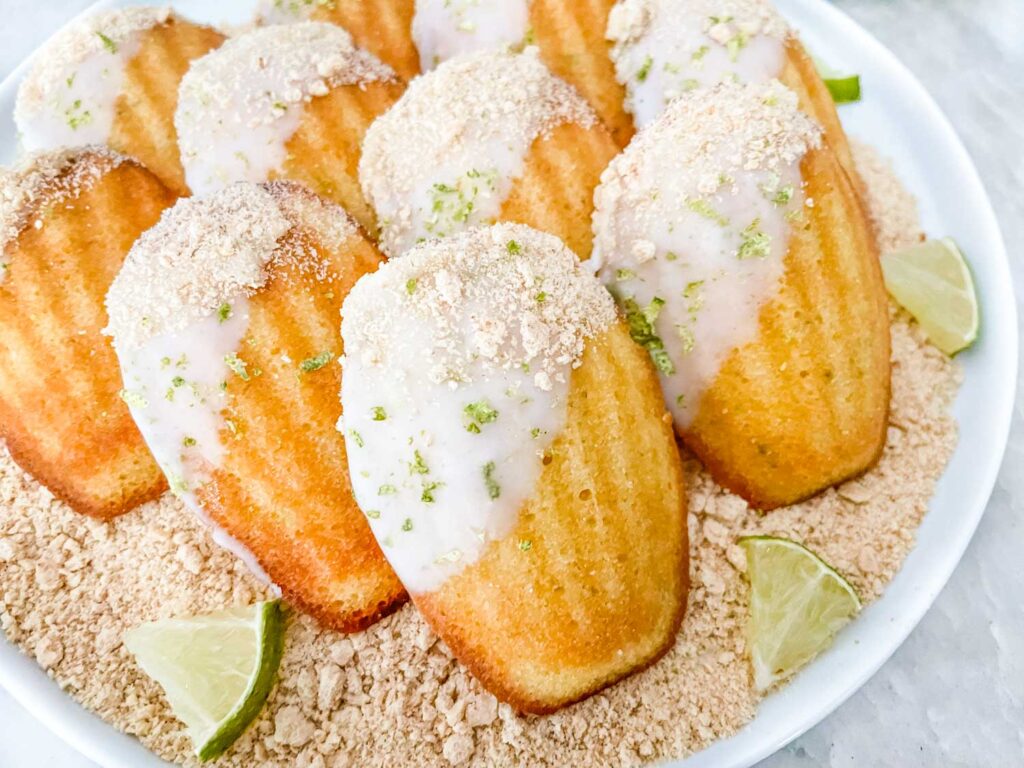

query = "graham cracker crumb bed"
0;142;960;766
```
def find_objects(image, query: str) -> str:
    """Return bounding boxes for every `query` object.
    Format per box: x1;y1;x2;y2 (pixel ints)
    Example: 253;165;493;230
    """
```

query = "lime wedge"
124;600;284;761
823;75;861;104
740;536;861;692
881;237;979;355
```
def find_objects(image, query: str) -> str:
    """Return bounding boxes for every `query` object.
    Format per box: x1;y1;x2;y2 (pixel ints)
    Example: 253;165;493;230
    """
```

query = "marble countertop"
0;1;1020;766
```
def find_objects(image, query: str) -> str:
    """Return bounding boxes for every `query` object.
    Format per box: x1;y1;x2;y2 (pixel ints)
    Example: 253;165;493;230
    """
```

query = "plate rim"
0;1;1016;767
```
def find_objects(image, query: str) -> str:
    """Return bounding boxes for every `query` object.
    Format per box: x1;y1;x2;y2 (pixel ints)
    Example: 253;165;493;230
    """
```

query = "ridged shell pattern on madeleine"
256;0;420;79
592;80;890;509
14;7;224;195
175;22;403;232
105;181;406;631
0;147;176;519
340;223;688;711
359;48;618;259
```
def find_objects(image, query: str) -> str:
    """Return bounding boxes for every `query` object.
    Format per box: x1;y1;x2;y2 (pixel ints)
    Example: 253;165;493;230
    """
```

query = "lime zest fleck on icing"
636;54;654;82
623;296;674;375
686;198;729;226
482;461;501;500
421;480;443;503
737;218;772;259
409;450;429;475
371;406;388;421
224;353;250;380
464;400;499;433
96;31;118;54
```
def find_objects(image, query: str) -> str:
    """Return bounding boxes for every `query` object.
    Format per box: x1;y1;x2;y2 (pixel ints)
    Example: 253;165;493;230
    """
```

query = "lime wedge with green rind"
124;600;284;761
823;75;861;104
740;536;861;692
881;237;980;355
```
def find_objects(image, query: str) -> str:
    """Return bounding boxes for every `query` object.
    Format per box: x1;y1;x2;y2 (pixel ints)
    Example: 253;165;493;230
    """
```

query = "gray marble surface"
0;1;1020;766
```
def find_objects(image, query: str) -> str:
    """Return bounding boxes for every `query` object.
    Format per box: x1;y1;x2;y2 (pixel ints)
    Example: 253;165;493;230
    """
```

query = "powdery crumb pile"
0;145;960;767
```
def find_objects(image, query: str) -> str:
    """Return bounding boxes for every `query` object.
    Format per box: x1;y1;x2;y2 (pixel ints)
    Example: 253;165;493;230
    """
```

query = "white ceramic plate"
0;1;1016;766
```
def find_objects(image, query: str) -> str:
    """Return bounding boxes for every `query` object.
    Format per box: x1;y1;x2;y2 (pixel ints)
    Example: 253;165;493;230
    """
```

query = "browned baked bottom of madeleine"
198;219;407;632
279;80;405;237
111;17;225;196
0;156;175;518
416;322;688;713
685;142;890;510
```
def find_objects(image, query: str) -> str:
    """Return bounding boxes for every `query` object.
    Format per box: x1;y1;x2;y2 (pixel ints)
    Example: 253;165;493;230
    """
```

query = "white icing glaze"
412;0;531;71
114;299;278;589
359;49;594;257
116;299;249;505
175;22;394;196
342;342;569;594
591;81;821;426
15;8;171;151
340;224;615;593
606;0;788;127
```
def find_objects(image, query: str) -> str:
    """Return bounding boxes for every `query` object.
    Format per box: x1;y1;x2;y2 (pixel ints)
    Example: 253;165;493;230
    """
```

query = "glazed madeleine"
15;7;224;195
592;80;890;509
359;48;618;258
105;181;406;632
175;22;404;234
340;223;688;712
0;147;175;518
604;0;861;184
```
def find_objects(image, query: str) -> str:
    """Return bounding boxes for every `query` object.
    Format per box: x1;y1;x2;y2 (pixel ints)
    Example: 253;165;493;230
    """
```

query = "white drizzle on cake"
14;7;173;152
606;0;788;127
175;22;395;196
0;147;126;286
412;0;531;71
359;48;595;257
105;181;358;581
591;80;821;426
339;223;615;593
